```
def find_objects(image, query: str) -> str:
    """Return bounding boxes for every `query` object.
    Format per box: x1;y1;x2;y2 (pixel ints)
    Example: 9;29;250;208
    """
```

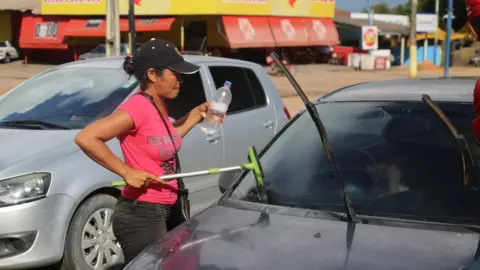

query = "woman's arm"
74;111;136;178
75;110;161;187
174;111;202;138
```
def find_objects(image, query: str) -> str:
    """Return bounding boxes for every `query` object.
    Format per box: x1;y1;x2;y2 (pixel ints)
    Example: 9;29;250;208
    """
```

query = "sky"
336;0;408;12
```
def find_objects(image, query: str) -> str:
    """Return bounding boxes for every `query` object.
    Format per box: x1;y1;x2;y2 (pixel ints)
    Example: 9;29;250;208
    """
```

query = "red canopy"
222;16;276;48
64;17;176;37
20;15;69;49
268;17;309;47
303;18;340;46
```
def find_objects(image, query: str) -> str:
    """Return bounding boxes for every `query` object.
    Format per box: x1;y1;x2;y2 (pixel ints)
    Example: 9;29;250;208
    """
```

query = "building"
17;0;341;64
0;0;40;48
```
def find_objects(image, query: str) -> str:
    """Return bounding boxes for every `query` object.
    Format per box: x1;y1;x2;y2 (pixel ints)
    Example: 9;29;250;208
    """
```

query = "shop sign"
35;21;60;39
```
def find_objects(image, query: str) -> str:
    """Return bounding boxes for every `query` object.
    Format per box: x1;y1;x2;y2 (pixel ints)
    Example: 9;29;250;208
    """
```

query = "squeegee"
112;146;265;188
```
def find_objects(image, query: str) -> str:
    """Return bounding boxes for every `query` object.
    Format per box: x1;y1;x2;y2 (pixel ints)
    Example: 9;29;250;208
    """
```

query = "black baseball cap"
132;39;200;76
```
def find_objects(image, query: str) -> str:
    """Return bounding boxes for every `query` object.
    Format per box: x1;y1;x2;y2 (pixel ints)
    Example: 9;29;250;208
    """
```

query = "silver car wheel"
82;208;122;269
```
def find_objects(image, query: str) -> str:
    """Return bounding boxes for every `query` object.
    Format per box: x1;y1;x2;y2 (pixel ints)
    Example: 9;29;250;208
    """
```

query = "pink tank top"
117;93;182;204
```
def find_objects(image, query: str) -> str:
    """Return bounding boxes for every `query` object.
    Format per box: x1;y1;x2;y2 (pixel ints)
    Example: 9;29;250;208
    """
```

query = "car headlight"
0;173;51;207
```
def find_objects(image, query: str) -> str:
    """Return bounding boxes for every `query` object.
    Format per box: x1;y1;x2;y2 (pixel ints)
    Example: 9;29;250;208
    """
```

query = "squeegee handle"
112;181;127;187
111;165;249;187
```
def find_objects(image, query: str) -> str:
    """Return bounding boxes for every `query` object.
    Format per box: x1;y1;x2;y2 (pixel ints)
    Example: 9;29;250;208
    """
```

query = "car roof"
55;55;260;70
319;77;477;104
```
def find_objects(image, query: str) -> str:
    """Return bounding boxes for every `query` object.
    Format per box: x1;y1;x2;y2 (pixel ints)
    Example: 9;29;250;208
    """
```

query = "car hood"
0;128;79;176
125;203;480;270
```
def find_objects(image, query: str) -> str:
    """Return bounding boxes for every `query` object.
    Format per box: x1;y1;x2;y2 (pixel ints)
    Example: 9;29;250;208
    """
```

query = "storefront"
220;16;339;48
19;14;176;63
25;0;340;63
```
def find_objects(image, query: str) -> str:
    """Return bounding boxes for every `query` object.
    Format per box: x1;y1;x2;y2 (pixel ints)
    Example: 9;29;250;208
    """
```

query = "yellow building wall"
42;0;336;18
135;16;228;48
0;12;12;41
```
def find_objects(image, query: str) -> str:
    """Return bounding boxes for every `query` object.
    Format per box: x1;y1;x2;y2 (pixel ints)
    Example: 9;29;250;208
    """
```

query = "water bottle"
200;81;232;135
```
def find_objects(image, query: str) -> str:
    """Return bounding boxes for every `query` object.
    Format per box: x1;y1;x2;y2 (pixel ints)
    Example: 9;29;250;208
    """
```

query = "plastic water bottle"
200;81;232;135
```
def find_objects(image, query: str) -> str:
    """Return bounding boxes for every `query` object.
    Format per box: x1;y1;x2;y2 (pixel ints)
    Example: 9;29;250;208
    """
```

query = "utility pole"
434;0;439;45
113;0;120;56
367;0;373;55
128;0;136;54
409;0;418;79
444;0;453;78
105;0;120;57
106;0;113;57
367;0;372;25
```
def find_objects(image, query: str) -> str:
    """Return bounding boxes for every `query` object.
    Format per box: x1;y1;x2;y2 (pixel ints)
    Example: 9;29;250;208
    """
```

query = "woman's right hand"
123;169;162;188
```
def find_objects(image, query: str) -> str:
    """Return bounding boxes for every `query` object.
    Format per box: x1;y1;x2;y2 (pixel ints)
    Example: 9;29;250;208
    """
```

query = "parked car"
0;55;290;269
78;43;135;60
0;41;19;63
469;55;480;67
125;77;480;270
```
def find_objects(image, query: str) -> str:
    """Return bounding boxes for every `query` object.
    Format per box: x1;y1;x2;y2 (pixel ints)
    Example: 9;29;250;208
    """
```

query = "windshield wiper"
421;94;477;188
270;52;357;223
0;120;71;130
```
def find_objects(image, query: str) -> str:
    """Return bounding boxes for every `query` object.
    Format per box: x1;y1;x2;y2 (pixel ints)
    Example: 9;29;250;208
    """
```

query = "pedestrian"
74;38;225;266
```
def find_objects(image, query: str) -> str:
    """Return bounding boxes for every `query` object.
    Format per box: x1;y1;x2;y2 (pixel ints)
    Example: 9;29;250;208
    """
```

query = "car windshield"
0;67;138;129
230;101;480;225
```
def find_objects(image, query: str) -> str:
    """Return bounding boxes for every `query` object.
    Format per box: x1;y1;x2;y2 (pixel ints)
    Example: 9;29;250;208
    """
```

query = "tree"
361;2;391;14
389;0;428;17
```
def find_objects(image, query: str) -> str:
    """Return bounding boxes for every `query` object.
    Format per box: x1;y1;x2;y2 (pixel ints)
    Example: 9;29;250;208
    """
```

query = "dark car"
124;77;480;270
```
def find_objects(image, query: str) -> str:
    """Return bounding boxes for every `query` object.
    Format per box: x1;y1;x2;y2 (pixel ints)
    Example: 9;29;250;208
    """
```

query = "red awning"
64;19;107;37
19;15;69;49
130;17;175;32
222;16;275;48
303;18;340;46
64;17;175;37
268;17;309;47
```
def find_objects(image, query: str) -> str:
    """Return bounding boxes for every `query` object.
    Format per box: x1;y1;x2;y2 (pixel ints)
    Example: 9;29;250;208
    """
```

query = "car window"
208;66;267;114
0;68;138;129
230;101;480;225
0;42;7;47
164;71;207;120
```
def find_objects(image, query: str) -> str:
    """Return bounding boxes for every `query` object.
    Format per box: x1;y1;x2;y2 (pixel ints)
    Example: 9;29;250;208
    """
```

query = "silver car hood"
0;128;79;177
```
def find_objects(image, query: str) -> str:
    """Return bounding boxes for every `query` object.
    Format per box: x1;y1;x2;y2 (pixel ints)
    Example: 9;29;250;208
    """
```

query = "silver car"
0;55;290;269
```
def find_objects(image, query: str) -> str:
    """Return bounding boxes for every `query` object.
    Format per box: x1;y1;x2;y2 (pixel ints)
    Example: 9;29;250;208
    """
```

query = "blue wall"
391;45;442;66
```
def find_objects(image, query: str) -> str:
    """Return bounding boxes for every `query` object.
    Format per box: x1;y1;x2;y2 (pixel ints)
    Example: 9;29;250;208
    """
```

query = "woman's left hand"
193;102;226;123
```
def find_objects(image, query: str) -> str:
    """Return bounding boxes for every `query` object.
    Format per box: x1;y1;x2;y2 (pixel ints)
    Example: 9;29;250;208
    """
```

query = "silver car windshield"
230;101;480;225
0;67;138;129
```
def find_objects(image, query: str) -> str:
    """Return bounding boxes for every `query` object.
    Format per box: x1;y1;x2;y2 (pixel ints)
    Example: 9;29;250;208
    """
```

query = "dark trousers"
112;195;171;266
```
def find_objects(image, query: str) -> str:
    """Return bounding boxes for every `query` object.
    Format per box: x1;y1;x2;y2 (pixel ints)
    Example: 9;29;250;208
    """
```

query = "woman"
74;38;223;265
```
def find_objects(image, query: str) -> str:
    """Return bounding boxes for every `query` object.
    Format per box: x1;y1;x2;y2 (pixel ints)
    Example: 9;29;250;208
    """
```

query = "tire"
3;55;10;64
59;194;124;270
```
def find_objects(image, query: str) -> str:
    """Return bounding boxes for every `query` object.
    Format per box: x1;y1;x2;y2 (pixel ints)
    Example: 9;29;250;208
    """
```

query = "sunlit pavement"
1;60;479;116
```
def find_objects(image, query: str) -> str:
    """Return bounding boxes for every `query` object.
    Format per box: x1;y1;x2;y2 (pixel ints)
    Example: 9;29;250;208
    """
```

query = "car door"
163;64;224;212
206;63;276;167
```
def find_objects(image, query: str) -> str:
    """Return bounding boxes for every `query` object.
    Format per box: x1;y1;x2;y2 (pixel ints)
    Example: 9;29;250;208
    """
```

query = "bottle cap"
224;81;232;87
